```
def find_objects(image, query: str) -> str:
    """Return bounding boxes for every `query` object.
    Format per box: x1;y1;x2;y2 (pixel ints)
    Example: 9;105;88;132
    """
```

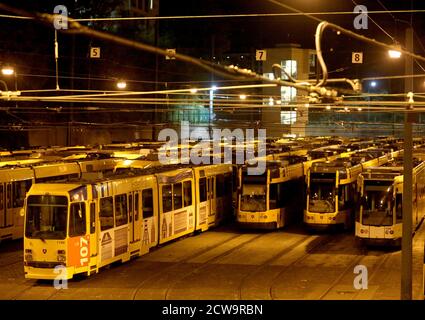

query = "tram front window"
240;185;266;212
362;184;393;226
308;181;335;213
25;195;68;240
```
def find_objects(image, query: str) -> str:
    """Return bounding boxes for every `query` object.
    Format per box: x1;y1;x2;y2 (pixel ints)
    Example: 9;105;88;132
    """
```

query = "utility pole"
68;34;75;146
401;27;414;300
154;18;159;141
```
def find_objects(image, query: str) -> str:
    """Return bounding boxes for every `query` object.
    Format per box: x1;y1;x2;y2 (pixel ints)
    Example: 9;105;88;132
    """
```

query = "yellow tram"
237;157;307;229
356;156;425;246
304;148;394;230
23;163;233;279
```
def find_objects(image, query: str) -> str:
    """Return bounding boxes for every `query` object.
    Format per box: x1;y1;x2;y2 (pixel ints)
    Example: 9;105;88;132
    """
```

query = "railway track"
134;231;269;300
267;232;350;300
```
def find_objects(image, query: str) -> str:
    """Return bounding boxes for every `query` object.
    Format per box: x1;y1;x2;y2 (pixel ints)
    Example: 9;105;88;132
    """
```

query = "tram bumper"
304;211;345;230
24;264;75;280
237;221;277;230
237;211;278;230
356;224;401;247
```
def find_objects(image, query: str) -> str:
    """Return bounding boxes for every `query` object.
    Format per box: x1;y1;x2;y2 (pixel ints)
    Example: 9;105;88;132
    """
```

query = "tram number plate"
68;235;90;267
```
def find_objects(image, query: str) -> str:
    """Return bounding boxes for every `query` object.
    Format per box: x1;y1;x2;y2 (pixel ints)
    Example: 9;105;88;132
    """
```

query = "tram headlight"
385;229;394;235
57;250;66;262
25;249;33;262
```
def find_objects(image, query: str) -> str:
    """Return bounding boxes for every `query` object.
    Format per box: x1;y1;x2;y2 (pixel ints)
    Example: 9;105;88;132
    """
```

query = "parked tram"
22;163;233;279
355;156;425;246
236;156;307;229
304;148;394;230
0;157;119;242
235;144;355;230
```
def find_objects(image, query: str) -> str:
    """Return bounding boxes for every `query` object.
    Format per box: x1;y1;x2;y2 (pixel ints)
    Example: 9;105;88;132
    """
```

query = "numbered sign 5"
68;235;90;267
256;50;267;61
352;52;363;64
90;47;101;58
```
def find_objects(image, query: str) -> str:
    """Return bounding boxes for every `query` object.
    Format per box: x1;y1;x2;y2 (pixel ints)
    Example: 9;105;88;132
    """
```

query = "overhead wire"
2;10;425;22
1;3;425;132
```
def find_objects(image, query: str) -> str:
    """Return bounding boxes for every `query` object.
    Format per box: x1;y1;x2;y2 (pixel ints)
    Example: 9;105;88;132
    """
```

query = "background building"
260;44;316;137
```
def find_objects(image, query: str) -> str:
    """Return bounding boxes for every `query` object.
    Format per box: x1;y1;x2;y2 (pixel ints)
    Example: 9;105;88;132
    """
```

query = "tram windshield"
361;183;393;226
240;184;266;212
308;181;335;213
25;195;68;240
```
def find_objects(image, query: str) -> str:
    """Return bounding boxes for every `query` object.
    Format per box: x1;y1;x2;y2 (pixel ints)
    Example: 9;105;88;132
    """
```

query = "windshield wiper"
39;234;46;243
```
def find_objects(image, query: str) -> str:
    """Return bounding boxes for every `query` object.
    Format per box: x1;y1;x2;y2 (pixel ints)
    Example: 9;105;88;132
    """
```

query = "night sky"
0;0;424;86
0;0;424;147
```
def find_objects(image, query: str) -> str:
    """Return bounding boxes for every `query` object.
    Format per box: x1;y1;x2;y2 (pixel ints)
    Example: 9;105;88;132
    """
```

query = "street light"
388;44;402;59
388;50;402;59
1;65;17;91
1;66;14;76
116;80;127;89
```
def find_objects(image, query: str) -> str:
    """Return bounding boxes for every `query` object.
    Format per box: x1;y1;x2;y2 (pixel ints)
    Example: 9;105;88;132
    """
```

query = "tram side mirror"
19;208;25;217
306;187;310;195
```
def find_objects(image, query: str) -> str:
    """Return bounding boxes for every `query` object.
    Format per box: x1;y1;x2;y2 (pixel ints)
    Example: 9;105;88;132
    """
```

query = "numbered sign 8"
352;52;363;64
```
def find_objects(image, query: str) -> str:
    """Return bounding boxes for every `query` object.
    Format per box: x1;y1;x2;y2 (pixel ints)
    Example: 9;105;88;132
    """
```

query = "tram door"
0;184;4;228
5;183;12;227
129;192;141;244
207;176;216;224
134;192;141;242
129;194;135;243
89;202;97;258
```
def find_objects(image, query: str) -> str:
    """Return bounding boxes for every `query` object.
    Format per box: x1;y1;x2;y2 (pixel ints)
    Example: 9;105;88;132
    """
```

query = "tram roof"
29;183;83;194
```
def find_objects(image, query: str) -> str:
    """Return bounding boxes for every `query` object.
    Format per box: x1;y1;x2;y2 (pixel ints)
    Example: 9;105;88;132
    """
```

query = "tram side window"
135;192;140;221
183;181;192;207
396;193;403;223
269;184;278;210
6;183;12;209
199;177;207;202
162;185;173;213
216;175;224;198
115;194;128;227
12;180;31;208
69;202;86;237
128;194;133;214
0;184;3;210
142;189;153;218
99;197;114;231
338;185;349;210
173;183;183;210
